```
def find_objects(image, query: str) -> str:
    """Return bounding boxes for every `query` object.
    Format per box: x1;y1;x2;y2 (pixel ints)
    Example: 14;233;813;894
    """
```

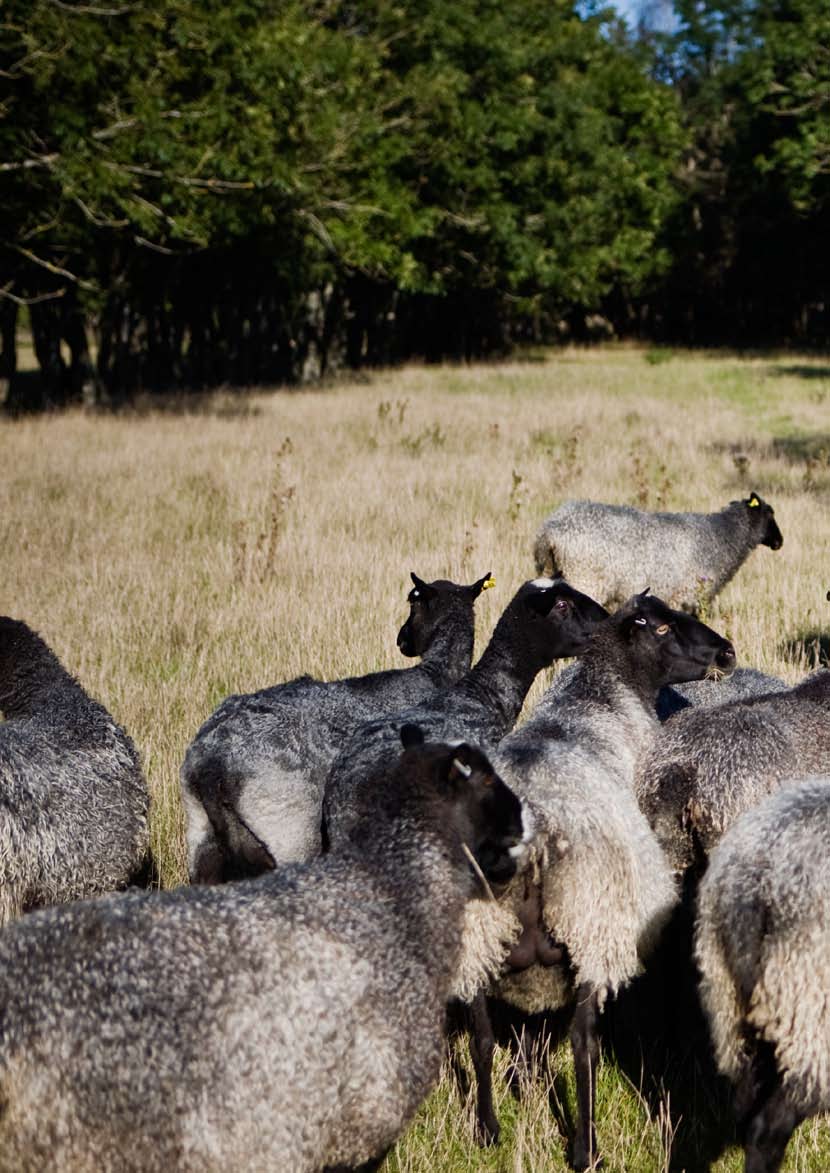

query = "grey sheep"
181;571;493;882
637;668;830;878
695;777;830;1173
470;593;735;1168
0;731;525;1172
656;666;786;721
0;616;149;926
323;578;610;851
532;492;783;612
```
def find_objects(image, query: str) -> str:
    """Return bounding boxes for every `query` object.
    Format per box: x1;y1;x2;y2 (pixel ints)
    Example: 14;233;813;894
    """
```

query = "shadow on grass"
770;365;830;381
770;434;830;462
781;629;830;669
605;898;737;1173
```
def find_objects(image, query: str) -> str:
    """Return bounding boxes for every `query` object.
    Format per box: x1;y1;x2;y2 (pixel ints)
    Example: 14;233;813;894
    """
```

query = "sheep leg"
468;991;501;1145
570;983;601;1171
743;1083;801;1173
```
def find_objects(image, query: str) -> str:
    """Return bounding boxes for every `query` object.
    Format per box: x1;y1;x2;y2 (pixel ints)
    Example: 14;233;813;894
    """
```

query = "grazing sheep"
471;593;736;1168
181;571;493;882
532;492;783;612
696;778;830;1173
323;578;609;850
0;731;525;1173
637;668;830;879
656;666;786;721
0;617;148;926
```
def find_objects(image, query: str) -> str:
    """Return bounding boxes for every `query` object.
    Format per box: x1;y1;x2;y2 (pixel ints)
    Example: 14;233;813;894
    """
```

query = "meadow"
2;346;829;1171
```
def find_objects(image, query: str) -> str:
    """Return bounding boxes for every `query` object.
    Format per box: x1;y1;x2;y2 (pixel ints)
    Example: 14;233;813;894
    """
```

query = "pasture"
1;347;828;1171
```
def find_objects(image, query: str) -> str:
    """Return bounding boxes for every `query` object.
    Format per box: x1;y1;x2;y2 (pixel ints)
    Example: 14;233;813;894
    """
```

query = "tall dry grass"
1;346;829;1170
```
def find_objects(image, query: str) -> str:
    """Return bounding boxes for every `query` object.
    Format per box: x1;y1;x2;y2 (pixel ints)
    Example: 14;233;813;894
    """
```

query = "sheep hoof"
475;1118;500;1147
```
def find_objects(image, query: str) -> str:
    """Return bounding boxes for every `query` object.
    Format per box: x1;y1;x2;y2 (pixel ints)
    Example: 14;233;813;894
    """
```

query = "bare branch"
0;282;66;306
10;245;94;290
48;0;132;15
73;195;129;228
0;154;59;172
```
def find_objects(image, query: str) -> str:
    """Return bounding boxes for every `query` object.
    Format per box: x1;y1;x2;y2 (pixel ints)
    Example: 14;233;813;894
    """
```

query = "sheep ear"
469;572;495;598
409;573;436;601
400;723;424;749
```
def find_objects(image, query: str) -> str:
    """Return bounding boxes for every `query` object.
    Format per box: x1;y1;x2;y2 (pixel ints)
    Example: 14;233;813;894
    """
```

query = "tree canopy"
1;0;827;406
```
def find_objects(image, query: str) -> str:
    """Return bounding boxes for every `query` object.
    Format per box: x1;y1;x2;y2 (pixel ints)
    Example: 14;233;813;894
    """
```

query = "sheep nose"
716;643;736;669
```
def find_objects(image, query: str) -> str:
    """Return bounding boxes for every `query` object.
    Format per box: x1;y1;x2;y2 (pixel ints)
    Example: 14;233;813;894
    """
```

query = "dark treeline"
1;0;828;408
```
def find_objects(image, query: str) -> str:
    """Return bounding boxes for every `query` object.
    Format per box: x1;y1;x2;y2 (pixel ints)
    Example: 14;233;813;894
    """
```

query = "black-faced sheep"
323;578;609;851
532;492;783;613
0;732;524;1172
181;571;493;882
469;594;735;1167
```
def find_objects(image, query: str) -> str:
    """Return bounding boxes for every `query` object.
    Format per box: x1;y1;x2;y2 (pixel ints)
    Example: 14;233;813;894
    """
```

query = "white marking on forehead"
531;577;555;589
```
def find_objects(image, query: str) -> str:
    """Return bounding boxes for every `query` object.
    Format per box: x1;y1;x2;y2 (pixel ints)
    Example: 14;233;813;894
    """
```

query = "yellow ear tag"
748;496;760;508
483;577;496;590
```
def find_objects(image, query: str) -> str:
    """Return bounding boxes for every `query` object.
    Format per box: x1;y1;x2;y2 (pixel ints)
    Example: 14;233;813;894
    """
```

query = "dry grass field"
1;346;829;1171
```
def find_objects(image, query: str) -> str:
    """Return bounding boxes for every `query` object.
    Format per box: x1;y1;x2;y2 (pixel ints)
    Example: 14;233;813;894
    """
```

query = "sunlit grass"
2;345;829;1168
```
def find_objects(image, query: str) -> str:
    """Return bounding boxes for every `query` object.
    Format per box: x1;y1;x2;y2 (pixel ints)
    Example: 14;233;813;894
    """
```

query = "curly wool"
696;778;830;1116
532;495;781;612
0;619;148;925
637;669;830;876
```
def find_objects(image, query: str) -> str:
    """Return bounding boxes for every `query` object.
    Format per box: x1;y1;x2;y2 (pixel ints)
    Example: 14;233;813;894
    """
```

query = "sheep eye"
656;623;670;636
554;599;570;613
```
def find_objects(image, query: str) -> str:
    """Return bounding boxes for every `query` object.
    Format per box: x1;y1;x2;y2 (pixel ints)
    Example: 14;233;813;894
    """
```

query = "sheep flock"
3;388;830;1173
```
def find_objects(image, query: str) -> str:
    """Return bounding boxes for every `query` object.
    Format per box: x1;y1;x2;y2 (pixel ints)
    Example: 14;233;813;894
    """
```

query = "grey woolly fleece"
637;668;830;876
532;494;782;612
489;613;679;1014
656;666;786;721
0;617;148;926
0;740;521;1172
181;574;487;877
696;777;830;1115
323;578;608;851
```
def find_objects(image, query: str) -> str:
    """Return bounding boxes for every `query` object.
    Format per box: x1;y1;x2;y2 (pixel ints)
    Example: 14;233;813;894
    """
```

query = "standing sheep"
637;668;830;879
0;731;525;1173
0;617;149;926
323;577;609;849
472;593;736;1168
695;777;830;1173
532;493;783;612
181;571;493;882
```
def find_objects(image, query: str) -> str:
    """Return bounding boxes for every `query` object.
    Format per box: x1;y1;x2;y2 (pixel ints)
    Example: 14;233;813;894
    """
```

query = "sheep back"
533;497;776;611
696;778;830;1115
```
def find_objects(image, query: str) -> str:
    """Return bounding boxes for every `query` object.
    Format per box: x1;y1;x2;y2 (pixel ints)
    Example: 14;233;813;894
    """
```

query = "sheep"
656;666;786;721
181;570;493;882
695;777;830;1173
323;577;610;851
532;492;783;613
0;730;526;1172
466;592;736;1168
0;616;149;926
636;668;830;880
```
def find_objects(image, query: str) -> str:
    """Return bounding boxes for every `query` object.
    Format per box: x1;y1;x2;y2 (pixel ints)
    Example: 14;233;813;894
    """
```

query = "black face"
618;592;736;686
524;579;609;661
396;571;491;658
402;733;525;887
745;493;783;551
